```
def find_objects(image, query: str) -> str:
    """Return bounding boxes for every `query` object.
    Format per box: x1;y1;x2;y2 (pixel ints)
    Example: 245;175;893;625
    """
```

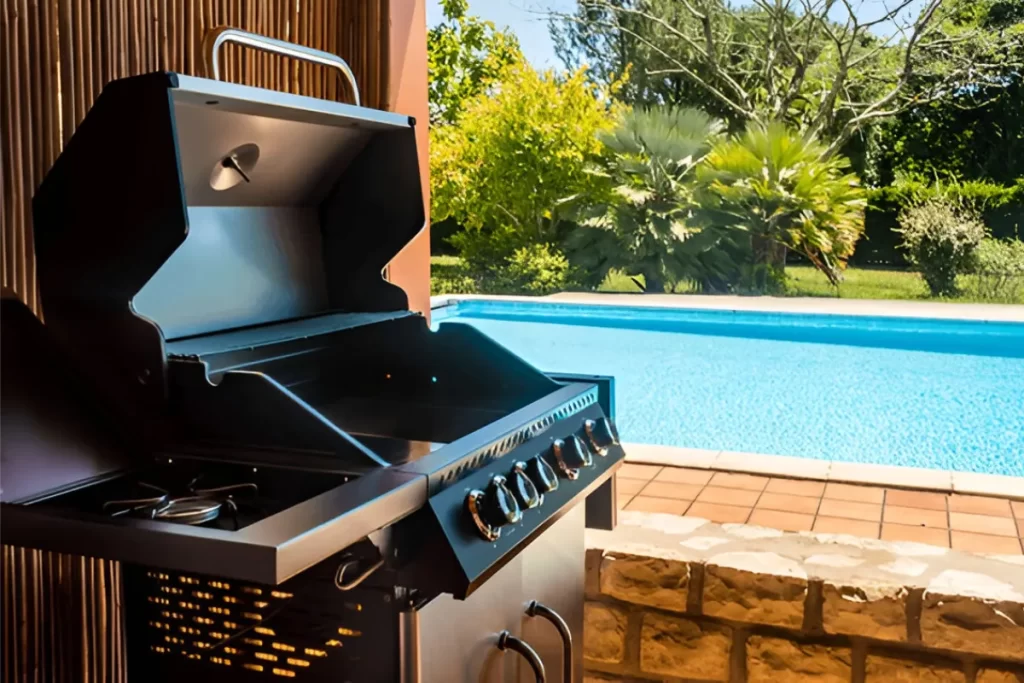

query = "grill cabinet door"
410;552;526;682
519;504;585;683
406;503;586;683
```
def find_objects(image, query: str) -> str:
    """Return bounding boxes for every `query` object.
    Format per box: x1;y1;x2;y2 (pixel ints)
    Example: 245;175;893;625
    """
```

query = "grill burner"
28;457;350;536
102;479;259;526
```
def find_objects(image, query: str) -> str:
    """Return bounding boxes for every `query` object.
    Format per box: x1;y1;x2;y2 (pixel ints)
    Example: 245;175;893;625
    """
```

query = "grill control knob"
584;417;620;456
466;475;522;541
551;435;593;480
525;455;559;494
510;462;543;509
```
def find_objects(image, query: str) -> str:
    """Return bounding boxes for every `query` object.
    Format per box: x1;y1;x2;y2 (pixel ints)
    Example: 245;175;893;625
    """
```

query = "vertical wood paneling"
1;548;125;683
1;0;388;316
0;4;391;682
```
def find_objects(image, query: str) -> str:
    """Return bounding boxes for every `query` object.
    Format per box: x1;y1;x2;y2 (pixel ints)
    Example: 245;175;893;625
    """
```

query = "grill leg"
585;478;617;531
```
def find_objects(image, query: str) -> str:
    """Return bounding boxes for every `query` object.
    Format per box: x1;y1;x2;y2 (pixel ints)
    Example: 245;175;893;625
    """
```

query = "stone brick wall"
584;512;1024;683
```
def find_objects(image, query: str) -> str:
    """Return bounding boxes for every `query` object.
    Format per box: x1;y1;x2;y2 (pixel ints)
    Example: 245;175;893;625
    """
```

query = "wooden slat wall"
1;548;125;683
0;2;389;682
0;0;389;316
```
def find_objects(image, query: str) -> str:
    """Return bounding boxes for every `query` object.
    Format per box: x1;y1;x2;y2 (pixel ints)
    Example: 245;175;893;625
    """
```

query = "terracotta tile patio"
616;463;1024;555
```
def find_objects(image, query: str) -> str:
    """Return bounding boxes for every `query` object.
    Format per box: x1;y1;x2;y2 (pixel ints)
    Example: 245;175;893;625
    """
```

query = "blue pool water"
433;300;1024;476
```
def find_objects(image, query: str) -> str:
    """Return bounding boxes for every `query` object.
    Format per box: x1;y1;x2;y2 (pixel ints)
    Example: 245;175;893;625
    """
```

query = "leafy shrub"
497;243;573;295
433;241;574;296
430;255;478;295
858;179;1024;266
431;62;619;270
448;225;525;275
897;198;986;296
969;238;1024;302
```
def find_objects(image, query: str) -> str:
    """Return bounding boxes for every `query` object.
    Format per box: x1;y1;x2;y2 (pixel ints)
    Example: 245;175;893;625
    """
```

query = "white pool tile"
714;451;831;480
952;471;1024;499
828;461;953;491
623;443;719;469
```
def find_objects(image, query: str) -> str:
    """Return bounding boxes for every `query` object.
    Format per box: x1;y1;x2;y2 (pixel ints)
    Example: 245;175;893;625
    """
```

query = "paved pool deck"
432;292;1024;322
620;443;1024;556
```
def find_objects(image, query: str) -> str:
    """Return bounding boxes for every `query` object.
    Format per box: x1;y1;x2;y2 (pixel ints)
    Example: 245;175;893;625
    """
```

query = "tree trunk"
751;236;787;292
752;237;787;270
644;274;665;294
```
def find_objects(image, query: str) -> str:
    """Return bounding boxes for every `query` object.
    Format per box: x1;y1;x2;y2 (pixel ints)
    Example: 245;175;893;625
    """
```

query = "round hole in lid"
210;143;260;191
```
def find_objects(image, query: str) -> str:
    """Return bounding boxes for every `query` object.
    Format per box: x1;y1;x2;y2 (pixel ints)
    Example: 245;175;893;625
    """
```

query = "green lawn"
785;266;1024;303
431;256;1023;304
784;266;930;299
595;264;939;298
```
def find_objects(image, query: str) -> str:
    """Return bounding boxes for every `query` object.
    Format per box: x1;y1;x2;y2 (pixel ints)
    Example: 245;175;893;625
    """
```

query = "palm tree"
563;107;724;292
692;123;866;291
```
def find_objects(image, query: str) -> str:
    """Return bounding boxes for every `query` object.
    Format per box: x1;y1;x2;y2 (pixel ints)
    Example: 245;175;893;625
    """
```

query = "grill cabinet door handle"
202;27;361;105
497;630;546;683
526;601;573;683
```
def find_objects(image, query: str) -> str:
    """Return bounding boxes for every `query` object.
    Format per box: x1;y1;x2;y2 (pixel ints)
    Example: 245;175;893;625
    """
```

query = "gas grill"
0;30;623;683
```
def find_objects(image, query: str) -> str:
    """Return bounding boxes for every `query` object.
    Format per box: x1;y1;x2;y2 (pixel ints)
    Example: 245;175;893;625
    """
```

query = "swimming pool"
433;299;1024;476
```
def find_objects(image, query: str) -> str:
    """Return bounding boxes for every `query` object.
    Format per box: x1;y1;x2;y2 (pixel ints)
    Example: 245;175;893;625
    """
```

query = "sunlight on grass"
432;257;1023;303
786;266;929;300
598;271;698;293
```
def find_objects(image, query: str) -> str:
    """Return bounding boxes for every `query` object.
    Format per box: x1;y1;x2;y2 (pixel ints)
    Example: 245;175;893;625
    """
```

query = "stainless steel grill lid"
34;69;424;408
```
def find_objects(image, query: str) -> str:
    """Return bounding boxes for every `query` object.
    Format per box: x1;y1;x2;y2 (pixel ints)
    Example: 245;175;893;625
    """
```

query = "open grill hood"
33;72;424;444
30;71;560;469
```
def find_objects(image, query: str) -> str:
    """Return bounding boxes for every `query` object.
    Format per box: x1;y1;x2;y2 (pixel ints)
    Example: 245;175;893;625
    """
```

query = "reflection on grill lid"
32;71;426;430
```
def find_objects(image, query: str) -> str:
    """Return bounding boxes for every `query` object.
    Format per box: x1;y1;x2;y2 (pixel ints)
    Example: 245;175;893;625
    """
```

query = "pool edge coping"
430;293;1024;323
623;443;1024;501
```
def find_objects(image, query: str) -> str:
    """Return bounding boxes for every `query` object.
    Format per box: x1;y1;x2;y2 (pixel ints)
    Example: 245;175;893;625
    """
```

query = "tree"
428;0;522;126
550;0;1024;156
551;0;740;120
692;123;867;289
868;0;1024;184
564;107;727;292
430;62;620;273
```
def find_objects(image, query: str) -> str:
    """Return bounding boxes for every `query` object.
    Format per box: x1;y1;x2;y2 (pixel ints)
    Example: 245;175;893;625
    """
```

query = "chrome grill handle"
526;601;573;683
202;27;361;106
497;630;546;683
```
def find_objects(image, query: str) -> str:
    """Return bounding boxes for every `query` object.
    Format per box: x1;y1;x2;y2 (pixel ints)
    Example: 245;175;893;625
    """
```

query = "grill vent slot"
131;569;372;680
437;387;599;484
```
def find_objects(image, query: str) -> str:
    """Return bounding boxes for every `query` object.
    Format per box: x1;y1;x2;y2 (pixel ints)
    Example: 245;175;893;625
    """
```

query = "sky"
426;0;576;69
426;0;926;69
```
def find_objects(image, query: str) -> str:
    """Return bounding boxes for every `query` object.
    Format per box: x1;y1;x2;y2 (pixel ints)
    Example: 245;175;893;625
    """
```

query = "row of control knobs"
466;417;619;541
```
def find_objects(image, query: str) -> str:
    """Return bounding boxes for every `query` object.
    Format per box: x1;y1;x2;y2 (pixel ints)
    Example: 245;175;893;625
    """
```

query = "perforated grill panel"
125;565;398;682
